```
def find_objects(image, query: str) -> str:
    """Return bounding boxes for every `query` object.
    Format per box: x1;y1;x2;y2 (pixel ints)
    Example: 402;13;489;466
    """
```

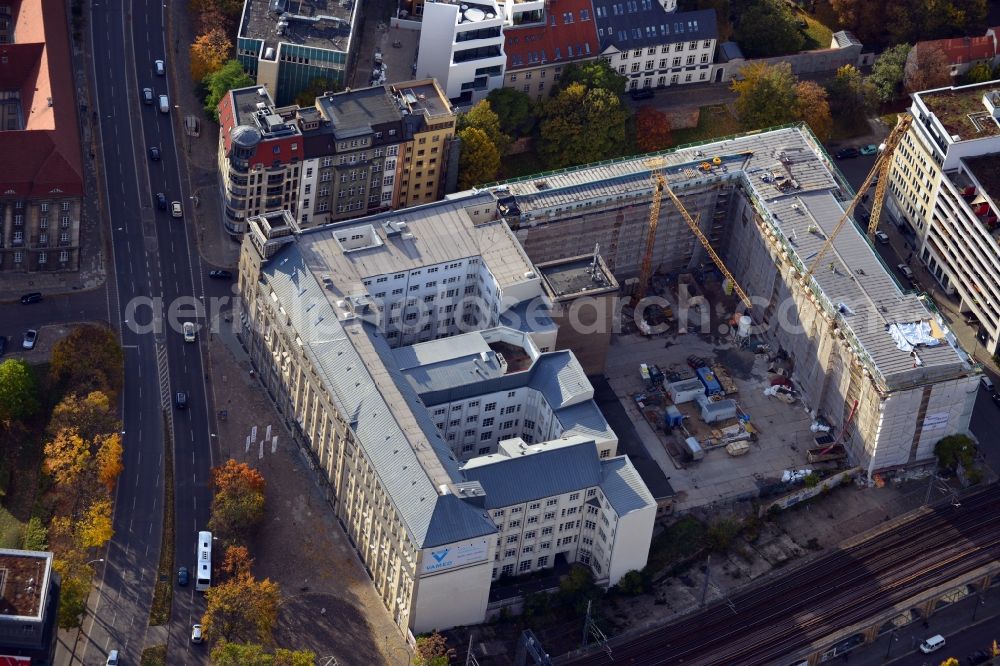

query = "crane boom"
635;175;663;302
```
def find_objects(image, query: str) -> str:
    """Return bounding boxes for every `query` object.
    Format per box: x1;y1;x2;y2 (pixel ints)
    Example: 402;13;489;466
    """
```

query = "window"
672;57;681;67
527;515;538;524
519;560;532;572
40;203;49;212
569;493;580;501
59;250;69;262
540;541;551;550
529;502;540;510
585;520;597;530
537;556;549;567
547;499;558;506
480;431;493;441
61;201;70;211
501;420;514;429
485;402;496;412
482;417;494;427
509;520;521;529
630;62;640;73
541;526;553;536
506;535;518;544
501;564;514;576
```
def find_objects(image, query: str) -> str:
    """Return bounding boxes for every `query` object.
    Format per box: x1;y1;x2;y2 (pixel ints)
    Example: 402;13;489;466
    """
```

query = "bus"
195;531;212;592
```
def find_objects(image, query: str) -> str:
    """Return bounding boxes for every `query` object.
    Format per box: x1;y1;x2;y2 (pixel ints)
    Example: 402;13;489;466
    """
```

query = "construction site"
490;124;980;486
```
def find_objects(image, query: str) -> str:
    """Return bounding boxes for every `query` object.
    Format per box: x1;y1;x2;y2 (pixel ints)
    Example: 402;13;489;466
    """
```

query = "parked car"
966;649;990;665
191;624;203;644
897;263;914;280
177;566;189;586
992;392;1000;408
629;88;654;100
171;201;182;218
154;59;165;75
156;193;168;210
142;87;153;105
859;144;878;155
919;634;946;654
20;291;42;304
835;147;859;160
183;321;196;342
874;230;890;244
209;270;233;280
149;146;161;161
982;375;995;392
175;391;188;409
0;336;7;356
22;329;37;350
106;649;120;666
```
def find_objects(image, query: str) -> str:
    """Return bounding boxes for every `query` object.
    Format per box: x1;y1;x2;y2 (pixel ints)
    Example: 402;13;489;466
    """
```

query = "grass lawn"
500;150;545;180
795;8;834;50
672;104;742;146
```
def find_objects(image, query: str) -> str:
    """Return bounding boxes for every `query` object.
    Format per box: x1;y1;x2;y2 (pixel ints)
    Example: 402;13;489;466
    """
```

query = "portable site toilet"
698;396;738;424
664;404;684;428
696;366;723;396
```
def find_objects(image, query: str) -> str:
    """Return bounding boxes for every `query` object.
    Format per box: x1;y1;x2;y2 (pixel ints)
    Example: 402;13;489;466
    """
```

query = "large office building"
0;549;59;665
883;81;1000;354
236;0;360;106
0;0;84;273
217;79;455;236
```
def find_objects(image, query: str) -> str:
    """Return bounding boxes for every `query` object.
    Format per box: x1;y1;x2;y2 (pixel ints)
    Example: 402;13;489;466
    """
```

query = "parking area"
604;333;819;512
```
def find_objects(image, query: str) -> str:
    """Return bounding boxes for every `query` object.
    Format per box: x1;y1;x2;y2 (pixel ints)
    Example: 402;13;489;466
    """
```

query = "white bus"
195;530;212;592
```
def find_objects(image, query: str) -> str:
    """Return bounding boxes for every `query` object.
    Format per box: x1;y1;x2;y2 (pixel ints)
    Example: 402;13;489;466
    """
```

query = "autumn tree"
78;499;114;548
209;459;266;543
538;83;630;169
458;100;511;155
905;44;952;94
294;76;341;107
555;59;627;97
49;391;118;443
202;575;280;644
0;359;39;425
457;127;501;190
486;87;537;137
414;632;455;666
190;29;232;82
190;0;244;19
962;62;993;84
194;4;233;35
634;106;672;153
736;0;804;58
95;432;124;492
210;642;316;666
43;427;91;488
732;62;799;130
830;0;987;44
826;64;873;131
204;60;254;120
221;544;254;580
869;44;911;104
50;325;123;398
794;80;833;142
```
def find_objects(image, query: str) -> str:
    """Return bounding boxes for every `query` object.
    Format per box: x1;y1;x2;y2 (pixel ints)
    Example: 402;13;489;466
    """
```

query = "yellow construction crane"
635;174;663;303
805;114;913;277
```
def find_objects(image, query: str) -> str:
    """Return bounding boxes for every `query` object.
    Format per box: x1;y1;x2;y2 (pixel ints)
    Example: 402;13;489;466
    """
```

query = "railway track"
563;485;1000;666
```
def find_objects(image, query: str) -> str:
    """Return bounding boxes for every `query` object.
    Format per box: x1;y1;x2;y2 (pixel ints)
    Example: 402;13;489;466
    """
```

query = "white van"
981;375;995;392
159;94;169;113
919;635;945;654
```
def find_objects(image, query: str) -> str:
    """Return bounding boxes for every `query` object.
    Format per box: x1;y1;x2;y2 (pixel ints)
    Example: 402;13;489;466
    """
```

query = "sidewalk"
163;1;240;270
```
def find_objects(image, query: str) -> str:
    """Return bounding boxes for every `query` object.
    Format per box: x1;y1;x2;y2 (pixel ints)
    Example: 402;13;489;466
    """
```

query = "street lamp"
86;558;105;566
885;628;898;657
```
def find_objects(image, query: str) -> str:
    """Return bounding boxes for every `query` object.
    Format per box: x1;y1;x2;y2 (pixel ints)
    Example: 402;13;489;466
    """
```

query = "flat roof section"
395;81;452;120
964;153;1000;210
0;550;52;620
538;255;618;299
918;85;1000;140
242;0;354;53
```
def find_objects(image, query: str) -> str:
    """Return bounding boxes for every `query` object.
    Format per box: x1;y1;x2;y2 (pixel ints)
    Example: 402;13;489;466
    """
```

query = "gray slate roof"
591;4;717;51
600;456;656;515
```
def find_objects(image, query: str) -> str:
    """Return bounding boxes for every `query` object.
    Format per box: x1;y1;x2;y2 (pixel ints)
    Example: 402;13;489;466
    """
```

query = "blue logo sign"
431;548;450;563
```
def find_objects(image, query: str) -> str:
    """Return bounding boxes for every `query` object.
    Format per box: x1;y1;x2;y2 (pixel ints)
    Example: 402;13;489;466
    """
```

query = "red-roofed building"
502;0;601;102
915;27;1000;79
0;0;84;272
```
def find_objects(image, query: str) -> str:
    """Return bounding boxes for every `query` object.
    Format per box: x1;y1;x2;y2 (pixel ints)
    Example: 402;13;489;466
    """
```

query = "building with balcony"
884;81;1000;354
217;80;455;235
591;2;717;91
415;0;506;105
0;0;84;273
237;203;655;634
236;0;360;106
0;549;60;665
501;0;601;102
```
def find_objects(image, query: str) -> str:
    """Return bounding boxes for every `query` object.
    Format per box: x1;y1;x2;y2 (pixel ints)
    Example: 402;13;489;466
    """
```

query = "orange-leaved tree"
190;29;232;83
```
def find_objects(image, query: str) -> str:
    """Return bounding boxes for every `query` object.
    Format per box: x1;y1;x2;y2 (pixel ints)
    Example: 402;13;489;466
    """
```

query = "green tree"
869;44;911;103
204;60;254;121
414;632;454;666
50;325;123;398
0;358;39;424
962;62;994;84
615;570;647;596
486;87;537;137
555;59;627;97
210;642;316;665
934;434;975;470
731;62;799;130
294;76;341;107
21;516;48;551
794;80;833;142
457;100;511;155
826;64;873;129
457;127;501;189
736;0;804;58
557;565;602;613
57;574;89;629
538;83;629;169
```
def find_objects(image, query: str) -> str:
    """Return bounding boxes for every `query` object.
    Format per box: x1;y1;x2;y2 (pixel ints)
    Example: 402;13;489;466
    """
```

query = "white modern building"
238;202;655;635
415;0;507;105
884;81;1000;353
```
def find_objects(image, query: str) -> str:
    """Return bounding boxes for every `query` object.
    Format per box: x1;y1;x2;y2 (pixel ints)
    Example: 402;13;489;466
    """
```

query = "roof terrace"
919;85;1000;141
242;0;355;54
0;550;52;620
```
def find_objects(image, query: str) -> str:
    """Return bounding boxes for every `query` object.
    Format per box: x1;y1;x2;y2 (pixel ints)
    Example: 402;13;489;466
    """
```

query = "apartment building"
416;0;506;104
0;0;84;273
217;81;455;236
502;0;601;102
591;2;718;90
0;549;59;665
236;0;360;106
237;202;655;633
912;27;1000;80
884;81;1000;354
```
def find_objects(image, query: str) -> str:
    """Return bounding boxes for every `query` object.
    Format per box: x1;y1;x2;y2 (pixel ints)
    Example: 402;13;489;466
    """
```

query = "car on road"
856;210;871;224
859;144;878;155
191;624;203;644
919;634;946;654
183;321;196;342
835;147;859;160
156;193;167;210
982;375;995;392
629;88;654;100
874;230;890;244
159;94;169;113
897;263;914;280
0;336;7;357
154;59;165;75
209;270;233;280
20;291;42;304
149;146;161;161
171;201;182;218
177;566;189;586
106;650;119;666
967;649;990;665
142;87;153;105
22;329;37;350
175;391;188;409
